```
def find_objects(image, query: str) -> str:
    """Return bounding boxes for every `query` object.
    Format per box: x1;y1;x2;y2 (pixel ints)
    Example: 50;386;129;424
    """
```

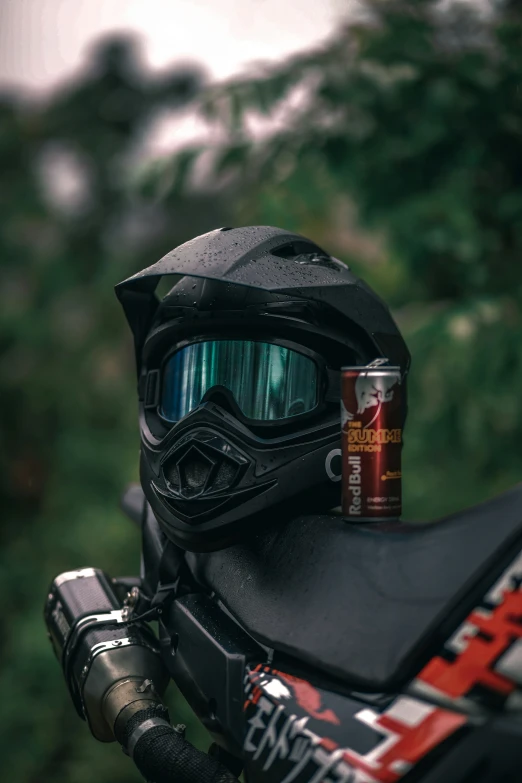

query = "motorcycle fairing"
412;546;522;711
242;543;522;782
243;664;466;783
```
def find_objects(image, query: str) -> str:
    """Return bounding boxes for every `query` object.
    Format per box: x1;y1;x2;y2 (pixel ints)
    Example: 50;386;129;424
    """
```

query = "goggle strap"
325;369;341;403
144;370;160;409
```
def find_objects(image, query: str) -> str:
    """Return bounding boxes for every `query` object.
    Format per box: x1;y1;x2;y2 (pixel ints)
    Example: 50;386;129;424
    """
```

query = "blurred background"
1;0;521;780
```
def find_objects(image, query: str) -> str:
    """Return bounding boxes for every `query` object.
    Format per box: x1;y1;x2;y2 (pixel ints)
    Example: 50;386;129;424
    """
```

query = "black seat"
187;483;522;691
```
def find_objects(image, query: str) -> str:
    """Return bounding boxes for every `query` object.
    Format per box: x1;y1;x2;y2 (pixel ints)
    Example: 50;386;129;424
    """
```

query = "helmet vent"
271;241;320;259
180;452;212;490
164;461;180;488
212;460;238;491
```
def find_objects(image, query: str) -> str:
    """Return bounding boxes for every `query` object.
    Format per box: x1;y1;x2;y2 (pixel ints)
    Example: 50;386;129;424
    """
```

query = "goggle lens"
161;340;318;422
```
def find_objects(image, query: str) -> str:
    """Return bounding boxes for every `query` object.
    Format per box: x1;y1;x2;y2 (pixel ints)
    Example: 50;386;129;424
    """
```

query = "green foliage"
402;296;522;516
169;0;522;303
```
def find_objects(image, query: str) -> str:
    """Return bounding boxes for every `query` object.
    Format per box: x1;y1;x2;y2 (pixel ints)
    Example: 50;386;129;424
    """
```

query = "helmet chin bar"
155;423;271;514
140;401;342;552
161;428;250;501
151;422;276;523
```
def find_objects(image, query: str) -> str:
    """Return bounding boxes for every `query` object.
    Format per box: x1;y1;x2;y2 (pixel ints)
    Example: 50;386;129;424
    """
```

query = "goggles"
160;339;320;423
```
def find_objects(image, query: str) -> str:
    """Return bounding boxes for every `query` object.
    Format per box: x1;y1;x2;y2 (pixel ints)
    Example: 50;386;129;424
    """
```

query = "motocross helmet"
116;226;410;551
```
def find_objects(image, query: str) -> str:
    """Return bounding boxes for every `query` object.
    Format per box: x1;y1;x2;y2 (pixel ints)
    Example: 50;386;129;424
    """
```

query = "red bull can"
341;360;403;520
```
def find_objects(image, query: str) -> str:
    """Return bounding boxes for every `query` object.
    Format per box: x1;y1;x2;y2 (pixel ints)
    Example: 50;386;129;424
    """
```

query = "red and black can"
341;360;403;521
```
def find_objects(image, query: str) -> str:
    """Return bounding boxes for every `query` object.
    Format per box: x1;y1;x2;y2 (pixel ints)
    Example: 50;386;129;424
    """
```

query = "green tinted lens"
161;340;318;422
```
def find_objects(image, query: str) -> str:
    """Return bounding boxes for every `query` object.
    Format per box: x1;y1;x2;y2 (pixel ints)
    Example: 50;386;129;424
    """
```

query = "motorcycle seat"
187;483;522;691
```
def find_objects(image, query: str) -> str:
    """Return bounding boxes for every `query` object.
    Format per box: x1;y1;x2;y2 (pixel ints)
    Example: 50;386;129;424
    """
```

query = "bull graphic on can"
341;362;403;520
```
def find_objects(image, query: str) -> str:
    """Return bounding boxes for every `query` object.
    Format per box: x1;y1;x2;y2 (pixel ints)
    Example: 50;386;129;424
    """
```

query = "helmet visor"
161;340;319;422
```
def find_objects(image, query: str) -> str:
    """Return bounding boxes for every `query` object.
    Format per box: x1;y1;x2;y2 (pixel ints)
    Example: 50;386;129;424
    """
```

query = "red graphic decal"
419;587;522;699
244;665;466;783
319;736;339;752
342;704;466;783
273;669;341;725
243;664;264;711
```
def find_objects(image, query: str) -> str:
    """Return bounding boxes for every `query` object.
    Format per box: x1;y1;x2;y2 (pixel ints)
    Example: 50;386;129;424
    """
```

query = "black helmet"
116;226;410;551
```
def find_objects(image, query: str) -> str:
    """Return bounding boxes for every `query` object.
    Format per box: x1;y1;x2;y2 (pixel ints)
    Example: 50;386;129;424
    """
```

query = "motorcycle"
45;478;522;783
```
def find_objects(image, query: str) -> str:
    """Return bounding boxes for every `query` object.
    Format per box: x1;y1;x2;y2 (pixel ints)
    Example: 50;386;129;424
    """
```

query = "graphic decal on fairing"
414;550;522;710
243;665;466;783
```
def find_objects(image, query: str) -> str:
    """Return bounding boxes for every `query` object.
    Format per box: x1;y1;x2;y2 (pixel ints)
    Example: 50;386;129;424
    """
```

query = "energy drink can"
341;359;403;520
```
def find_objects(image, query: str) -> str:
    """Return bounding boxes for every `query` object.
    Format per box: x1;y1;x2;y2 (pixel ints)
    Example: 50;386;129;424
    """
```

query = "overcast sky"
0;0;356;155
0;0;483;156
0;0;351;93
